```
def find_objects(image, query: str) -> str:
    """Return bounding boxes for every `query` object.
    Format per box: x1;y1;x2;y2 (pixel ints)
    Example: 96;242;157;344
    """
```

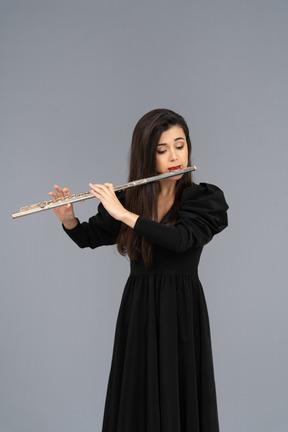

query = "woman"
49;109;228;432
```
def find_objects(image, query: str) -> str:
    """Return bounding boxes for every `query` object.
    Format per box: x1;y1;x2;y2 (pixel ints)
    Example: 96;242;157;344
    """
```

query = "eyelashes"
157;145;184;155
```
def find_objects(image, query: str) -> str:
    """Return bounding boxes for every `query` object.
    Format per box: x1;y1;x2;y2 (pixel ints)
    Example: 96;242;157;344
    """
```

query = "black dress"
64;183;228;432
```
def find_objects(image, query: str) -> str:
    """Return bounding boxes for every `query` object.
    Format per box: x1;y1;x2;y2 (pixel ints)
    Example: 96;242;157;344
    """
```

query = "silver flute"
12;166;197;219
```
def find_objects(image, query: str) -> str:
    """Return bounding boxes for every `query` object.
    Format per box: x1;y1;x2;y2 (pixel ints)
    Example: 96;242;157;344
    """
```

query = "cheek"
155;154;165;171
183;147;189;161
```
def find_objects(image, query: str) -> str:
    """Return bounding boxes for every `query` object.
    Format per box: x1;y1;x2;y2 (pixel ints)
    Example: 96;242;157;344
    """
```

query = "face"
155;125;189;177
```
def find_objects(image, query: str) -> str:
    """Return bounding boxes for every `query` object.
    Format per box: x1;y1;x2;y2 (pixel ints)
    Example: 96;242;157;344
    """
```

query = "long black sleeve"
133;183;228;253
62;193;124;249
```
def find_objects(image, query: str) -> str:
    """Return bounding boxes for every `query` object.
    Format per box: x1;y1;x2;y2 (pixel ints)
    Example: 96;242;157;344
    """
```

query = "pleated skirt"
102;272;219;432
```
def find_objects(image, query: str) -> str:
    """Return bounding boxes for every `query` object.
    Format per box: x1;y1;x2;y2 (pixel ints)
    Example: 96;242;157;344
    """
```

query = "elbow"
173;234;195;253
76;242;89;249
166;241;191;254
173;243;186;254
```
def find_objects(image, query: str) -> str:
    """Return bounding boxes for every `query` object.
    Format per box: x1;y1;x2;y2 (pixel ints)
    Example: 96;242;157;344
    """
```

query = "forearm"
133;216;213;252
118;210;139;229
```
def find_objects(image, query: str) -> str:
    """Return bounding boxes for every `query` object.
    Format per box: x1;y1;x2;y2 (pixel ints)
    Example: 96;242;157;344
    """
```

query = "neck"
158;179;177;198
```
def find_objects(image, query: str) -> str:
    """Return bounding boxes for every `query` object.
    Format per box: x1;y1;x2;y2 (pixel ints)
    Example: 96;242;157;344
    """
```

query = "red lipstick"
168;165;182;171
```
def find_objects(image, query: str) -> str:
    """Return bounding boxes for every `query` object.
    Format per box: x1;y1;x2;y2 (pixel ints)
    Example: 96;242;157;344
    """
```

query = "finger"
104;183;116;193
89;184;113;202
89;183;101;197
49;191;59;200
95;183;115;196
54;185;65;198
49;185;59;198
62;187;71;196
89;183;107;193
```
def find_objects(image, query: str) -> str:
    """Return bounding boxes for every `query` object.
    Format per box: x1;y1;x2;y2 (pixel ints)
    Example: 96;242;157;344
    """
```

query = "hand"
48;185;78;228
89;183;126;220
89;182;139;228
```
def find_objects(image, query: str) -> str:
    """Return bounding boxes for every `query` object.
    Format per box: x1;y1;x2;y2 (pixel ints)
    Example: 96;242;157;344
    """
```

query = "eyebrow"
157;137;185;146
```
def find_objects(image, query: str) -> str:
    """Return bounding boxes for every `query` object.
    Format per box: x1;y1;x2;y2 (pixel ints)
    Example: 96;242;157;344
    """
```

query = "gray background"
1;0;287;431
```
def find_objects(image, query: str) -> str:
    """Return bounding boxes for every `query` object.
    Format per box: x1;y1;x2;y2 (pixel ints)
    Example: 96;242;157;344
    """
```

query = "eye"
157;149;166;155
176;144;184;150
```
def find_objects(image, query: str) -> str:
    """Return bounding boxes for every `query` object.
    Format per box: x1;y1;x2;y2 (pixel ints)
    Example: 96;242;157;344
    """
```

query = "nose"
170;147;178;161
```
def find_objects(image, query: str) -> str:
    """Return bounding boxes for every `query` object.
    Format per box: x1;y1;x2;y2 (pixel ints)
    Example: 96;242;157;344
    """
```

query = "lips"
168;165;182;171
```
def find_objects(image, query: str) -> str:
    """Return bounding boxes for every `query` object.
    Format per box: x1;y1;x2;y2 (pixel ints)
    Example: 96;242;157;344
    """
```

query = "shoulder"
181;182;226;200
177;182;228;234
180;182;229;220
182;183;222;197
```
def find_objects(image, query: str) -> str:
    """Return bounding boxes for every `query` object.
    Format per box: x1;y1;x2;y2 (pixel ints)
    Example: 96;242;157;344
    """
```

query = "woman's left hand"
89;183;125;220
89;183;139;228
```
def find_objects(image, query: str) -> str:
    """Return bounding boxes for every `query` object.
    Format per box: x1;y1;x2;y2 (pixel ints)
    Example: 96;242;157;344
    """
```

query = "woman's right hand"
48;185;78;229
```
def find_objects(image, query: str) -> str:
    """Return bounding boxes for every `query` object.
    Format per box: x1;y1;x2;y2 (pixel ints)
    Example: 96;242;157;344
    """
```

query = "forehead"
158;125;186;143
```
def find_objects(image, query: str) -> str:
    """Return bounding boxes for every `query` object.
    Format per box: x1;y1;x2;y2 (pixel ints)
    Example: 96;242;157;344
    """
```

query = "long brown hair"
117;109;192;267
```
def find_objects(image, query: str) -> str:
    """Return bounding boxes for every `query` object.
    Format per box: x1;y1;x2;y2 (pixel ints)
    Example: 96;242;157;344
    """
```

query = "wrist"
63;217;78;230
120;210;139;229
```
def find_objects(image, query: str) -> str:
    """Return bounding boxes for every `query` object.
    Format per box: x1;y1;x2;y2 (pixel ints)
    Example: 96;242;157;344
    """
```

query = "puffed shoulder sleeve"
133;183;228;252
62;192;124;249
